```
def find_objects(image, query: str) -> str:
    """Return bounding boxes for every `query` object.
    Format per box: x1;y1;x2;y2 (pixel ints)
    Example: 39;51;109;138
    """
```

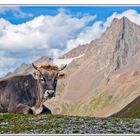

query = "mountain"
4;56;53;79
60;44;88;58
112;96;140;118
3;16;140;118
45;17;140;117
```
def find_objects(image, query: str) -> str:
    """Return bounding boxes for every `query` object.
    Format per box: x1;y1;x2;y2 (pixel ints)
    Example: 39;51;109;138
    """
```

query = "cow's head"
32;63;66;100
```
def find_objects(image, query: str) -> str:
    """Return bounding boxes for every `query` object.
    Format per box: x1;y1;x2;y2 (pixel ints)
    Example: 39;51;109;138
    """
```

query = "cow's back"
0;80;8;90
0;80;9;112
0;75;39;113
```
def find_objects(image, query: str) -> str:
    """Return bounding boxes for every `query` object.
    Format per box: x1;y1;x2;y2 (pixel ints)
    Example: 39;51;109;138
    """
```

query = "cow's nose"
46;90;55;97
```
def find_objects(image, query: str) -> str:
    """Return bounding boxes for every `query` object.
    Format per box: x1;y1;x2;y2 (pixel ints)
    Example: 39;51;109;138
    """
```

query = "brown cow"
0;63;66;114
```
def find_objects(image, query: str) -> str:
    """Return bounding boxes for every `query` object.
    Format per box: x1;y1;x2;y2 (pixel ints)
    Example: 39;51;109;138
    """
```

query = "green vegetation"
0;113;140;134
88;93;113;110
61;93;113;117
114;96;140;118
72;127;80;133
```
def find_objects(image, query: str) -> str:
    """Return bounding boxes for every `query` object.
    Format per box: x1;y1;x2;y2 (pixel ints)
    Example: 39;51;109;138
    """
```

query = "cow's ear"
32;72;40;79
58;72;66;79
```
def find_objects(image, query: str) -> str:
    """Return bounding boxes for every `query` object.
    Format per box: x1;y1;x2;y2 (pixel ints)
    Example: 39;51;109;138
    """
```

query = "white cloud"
0;7;33;18
66;21;105;52
1;8;140;77
0;11;96;77
0;13;95;52
102;9;140;28
65;9;140;54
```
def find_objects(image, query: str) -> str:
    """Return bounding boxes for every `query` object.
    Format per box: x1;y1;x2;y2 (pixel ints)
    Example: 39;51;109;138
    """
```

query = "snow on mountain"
53;54;85;67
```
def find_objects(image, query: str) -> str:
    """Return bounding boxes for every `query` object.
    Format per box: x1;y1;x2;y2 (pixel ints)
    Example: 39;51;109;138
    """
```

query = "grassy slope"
112;96;140;118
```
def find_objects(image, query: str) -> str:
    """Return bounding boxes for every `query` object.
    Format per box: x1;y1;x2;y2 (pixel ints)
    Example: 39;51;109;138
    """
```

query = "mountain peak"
110;15;140;71
120;16;133;30
120;16;130;22
110;16;132;29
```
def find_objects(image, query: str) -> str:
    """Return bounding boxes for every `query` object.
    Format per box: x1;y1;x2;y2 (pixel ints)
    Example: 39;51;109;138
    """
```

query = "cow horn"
59;64;67;71
32;63;38;70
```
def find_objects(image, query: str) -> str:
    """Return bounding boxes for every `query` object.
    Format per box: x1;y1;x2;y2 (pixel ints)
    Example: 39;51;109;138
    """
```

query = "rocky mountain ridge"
45;17;140;117
3;16;140;117
3;56;53;79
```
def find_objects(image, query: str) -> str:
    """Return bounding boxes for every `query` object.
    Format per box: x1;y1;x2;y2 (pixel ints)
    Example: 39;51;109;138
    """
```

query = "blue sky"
0;6;140;77
1;6;140;24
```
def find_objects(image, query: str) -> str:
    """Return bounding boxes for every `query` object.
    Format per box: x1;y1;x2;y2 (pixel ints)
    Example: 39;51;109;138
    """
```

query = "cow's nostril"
46;90;55;96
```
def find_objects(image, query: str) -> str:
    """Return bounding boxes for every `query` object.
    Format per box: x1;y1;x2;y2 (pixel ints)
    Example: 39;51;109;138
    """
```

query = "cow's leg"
15;104;33;114
41;105;52;114
0;104;5;113
31;104;43;115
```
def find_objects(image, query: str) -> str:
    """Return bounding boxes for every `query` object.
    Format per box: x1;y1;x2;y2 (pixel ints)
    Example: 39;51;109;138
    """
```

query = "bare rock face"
3;16;140;118
110;17;140;71
60;44;89;58
45;17;140;117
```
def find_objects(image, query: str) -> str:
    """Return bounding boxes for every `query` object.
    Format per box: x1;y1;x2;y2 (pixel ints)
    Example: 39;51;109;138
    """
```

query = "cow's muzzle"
44;90;55;98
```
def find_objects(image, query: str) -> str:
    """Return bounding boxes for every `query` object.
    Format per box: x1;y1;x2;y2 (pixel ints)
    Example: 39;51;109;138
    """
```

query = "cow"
0;63;66;114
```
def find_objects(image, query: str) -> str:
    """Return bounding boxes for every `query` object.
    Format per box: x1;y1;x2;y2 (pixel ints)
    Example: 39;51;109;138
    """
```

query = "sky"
1;6;140;77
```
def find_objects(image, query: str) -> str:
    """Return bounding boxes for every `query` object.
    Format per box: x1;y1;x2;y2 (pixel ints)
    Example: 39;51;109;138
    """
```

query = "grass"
113;96;140;118
0;113;140;134
60;93;113;117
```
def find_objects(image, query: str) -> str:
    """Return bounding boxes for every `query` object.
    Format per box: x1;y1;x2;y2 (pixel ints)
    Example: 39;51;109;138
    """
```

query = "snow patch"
53;54;84;67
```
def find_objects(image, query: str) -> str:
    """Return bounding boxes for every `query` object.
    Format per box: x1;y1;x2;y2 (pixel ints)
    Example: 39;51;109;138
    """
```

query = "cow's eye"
40;77;45;82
